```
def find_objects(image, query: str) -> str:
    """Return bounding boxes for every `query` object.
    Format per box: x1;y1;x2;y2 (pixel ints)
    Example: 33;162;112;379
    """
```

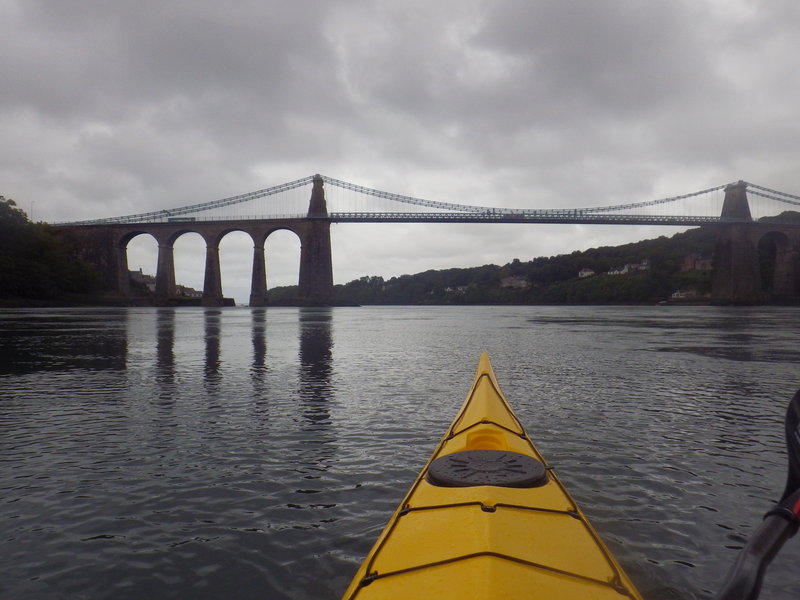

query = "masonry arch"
264;227;302;295
172;231;206;300
58;214;332;306
218;229;257;306
123;232;158;297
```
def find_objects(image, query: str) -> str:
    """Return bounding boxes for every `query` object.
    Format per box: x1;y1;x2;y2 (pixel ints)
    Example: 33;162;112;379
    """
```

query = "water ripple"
1;306;799;598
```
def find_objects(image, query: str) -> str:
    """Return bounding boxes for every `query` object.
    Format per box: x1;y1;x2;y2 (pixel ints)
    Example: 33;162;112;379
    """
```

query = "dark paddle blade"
715;389;800;600
780;389;800;505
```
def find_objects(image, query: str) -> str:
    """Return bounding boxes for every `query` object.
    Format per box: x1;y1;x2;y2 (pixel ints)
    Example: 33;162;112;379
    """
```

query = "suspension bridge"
56;175;800;306
66;174;800;227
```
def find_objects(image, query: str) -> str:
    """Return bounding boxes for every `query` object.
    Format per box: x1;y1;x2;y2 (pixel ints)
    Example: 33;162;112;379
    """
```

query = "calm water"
1;305;799;599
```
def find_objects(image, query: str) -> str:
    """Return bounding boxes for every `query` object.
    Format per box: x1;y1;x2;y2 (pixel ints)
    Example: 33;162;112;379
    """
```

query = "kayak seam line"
531;472;637;598
357;551;636;597
450;372;526;434
570;504;635;598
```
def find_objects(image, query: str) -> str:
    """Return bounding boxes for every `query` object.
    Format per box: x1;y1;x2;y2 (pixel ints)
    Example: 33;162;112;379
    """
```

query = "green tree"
0;195;100;301
0;196;28;225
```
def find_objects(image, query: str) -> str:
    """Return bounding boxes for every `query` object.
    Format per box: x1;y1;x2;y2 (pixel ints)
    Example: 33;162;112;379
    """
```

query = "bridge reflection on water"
150;307;335;417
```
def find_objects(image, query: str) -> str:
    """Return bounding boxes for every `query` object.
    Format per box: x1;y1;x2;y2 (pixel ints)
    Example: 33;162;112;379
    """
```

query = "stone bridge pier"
711;181;800;304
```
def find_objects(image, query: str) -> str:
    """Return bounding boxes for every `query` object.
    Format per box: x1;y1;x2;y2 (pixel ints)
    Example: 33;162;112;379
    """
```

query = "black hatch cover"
427;449;548;488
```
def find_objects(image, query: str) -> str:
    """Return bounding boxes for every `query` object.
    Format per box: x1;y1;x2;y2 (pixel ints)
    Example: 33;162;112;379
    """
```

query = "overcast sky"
3;0;799;303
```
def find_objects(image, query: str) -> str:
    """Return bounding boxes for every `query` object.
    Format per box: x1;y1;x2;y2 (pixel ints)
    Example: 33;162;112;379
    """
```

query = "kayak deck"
342;353;642;599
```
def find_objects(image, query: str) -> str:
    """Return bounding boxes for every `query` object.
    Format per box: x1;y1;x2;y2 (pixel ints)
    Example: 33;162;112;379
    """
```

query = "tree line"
0;197;100;302
271;227;717;305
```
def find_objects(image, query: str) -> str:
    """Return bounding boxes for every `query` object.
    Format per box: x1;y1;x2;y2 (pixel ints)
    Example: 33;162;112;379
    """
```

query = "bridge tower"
711;181;765;305
298;174;334;304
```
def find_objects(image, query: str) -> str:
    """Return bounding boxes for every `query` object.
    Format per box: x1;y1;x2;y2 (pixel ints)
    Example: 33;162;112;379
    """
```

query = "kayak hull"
342;353;642;599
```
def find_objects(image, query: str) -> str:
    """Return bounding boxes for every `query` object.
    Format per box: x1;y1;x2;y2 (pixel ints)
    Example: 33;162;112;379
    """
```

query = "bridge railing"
327;212;727;226
54;213;310;226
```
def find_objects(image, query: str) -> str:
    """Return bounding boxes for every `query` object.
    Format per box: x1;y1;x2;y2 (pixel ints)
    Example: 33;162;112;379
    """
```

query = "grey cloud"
2;0;799;302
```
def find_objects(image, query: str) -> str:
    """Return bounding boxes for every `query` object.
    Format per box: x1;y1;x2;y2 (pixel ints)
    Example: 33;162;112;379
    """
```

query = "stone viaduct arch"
61;175;334;306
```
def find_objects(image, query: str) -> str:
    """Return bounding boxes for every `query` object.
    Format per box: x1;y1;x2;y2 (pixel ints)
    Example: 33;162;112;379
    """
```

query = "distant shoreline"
0;296;718;308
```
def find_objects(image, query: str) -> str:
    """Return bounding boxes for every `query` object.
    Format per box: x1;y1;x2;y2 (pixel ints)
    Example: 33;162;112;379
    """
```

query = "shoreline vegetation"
3;195;789;308
0;197;101;306
282;226;717;307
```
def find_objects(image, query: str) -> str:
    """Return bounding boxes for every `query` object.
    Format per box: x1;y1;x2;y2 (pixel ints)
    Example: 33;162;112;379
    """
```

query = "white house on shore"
608;259;651;276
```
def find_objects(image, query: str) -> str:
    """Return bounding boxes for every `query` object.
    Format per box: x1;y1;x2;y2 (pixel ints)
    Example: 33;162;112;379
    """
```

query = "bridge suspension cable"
70;175;315;225
322;176;486;213
59;173;799;226
744;183;800;207
575;184;728;213
324;176;729;215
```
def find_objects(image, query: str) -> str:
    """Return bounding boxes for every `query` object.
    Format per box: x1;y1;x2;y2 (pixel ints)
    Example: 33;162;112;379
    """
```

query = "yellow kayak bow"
342;353;643;599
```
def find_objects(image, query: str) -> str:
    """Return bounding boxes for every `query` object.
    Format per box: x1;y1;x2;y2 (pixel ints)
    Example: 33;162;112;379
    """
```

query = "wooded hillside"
272;227;717;305
0;197;100;302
